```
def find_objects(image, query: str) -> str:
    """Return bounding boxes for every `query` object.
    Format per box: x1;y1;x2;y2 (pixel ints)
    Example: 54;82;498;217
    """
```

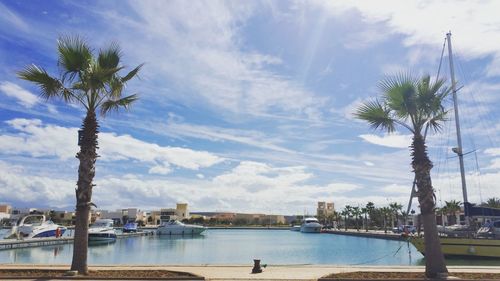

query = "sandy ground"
2;264;500;280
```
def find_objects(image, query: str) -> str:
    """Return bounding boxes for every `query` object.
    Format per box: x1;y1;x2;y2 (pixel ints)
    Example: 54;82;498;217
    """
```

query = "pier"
0;231;153;250
323;229;407;241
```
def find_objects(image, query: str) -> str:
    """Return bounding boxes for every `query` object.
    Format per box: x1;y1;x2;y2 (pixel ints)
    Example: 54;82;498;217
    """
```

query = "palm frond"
354;100;396;132
57;35;92;81
108;76;124;99
17;64;69;101
425;110;448;135
98;42;121;69
100;94;138;116
380;72;418;118
121;63;144;83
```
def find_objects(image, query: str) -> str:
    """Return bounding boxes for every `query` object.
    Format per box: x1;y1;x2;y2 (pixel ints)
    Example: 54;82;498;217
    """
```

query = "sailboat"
409;32;500;258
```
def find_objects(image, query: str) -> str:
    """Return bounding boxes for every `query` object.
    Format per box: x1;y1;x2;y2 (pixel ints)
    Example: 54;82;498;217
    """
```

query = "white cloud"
0;118;224;171
105;1;325;120
325;182;362;193
0;161;74;208
485;148;500;156
148;163;172;175
0;81;39;108
315;0;500;77
359;133;411;148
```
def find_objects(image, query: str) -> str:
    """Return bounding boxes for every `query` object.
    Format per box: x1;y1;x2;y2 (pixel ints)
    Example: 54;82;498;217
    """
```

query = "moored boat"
156;220;206;235
409;32;500;258
300;217;322;233
88;219;117;242
16;215;66;239
123;221;138;233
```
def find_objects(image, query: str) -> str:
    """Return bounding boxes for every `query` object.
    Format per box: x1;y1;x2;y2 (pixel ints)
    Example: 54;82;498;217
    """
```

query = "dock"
0;231;153;250
323;229;407;241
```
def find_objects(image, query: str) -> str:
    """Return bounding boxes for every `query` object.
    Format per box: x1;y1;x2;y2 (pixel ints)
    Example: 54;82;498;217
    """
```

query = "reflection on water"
0;230;499;266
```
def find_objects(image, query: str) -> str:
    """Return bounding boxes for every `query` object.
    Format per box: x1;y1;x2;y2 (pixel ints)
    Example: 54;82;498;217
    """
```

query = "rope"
349;243;405;265
435;37;447;82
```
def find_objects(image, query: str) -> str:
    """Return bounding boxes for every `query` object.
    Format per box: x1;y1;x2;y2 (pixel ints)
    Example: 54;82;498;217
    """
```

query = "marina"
1;229;499;267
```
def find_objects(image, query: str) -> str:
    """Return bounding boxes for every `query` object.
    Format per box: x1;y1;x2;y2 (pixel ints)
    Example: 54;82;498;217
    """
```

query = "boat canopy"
464;202;500;217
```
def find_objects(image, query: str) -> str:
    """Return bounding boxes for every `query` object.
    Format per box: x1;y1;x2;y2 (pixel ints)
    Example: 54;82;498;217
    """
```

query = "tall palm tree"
444;200;461;225
355;73;450;278
18;36;142;275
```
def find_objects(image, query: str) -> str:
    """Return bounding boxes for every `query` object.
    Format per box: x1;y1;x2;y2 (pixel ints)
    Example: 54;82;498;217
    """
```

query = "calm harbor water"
1;229;499;266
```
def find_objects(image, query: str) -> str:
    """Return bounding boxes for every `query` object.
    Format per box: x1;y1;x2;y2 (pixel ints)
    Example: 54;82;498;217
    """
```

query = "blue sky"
1;0;500;214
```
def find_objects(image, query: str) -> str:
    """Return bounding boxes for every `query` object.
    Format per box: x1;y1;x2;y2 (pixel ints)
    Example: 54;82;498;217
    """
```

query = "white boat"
88;219;117;242
300;217;322;233
16;215;66;239
290;225;301;231
156;220;206;235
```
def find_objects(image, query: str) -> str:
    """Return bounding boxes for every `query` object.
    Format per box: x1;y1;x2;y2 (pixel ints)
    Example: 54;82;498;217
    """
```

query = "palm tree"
380;207;391;233
389;202;403;228
352;207;361;231
18;36;142;275
483;197;500;208
444;200;461;225
361;207;368;232
366;201;375;230
341;205;352;231
355;73;450;278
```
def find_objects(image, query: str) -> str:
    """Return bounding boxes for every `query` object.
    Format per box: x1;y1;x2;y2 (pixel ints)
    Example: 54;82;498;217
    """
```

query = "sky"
1;0;500;215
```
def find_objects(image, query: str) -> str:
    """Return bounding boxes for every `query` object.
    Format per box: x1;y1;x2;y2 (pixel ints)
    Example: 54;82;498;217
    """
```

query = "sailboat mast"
446;32;468;204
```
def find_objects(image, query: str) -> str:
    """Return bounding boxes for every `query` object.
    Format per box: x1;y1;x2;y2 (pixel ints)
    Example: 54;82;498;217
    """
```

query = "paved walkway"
2;264;500;280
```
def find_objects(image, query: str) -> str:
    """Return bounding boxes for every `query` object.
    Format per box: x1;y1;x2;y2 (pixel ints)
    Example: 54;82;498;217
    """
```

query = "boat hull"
300;225;322;233
410;236;500;258
88;233;117;242
157;226;206;235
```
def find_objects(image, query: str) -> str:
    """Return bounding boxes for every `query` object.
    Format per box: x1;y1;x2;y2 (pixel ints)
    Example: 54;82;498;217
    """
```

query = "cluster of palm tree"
339;201;408;233
19;36;142;275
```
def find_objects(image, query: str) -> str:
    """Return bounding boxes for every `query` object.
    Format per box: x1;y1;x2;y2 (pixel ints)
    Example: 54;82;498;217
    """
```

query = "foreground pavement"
2;264;500;281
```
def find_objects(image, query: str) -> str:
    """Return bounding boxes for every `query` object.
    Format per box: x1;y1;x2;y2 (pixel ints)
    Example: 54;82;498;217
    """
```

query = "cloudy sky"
1;0;499;214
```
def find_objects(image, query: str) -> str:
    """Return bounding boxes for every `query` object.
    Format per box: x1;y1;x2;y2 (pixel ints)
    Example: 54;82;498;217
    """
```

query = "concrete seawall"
323;229;406;241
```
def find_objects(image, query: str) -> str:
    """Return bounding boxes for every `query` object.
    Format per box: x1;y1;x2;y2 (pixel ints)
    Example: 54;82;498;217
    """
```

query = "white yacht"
88;219;117;242
157;220;206;235
16;215;66;239
300;217;322;233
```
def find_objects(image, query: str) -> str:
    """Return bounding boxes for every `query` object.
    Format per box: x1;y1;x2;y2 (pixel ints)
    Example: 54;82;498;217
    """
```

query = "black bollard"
251;259;262;273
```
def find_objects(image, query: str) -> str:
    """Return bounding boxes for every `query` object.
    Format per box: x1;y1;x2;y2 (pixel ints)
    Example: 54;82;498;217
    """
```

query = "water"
0;229;499;265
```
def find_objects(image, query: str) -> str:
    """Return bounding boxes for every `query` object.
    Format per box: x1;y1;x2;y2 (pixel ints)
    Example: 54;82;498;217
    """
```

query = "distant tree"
19;36;143;275
361;207;368;232
352;207;361;231
380;207;392;233
366;202;375;229
389;202;403;227
444;200;461;225
482;197;500;208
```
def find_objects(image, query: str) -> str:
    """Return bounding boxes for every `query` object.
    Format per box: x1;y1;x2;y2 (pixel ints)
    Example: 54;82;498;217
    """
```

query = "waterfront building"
176;203;189;219
160;208;178;223
0;204;11;222
317;202;334;218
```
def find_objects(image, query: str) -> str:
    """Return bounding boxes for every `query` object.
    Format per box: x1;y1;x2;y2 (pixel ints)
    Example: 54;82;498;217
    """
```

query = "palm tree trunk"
71;110;98;275
412;134;448;278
